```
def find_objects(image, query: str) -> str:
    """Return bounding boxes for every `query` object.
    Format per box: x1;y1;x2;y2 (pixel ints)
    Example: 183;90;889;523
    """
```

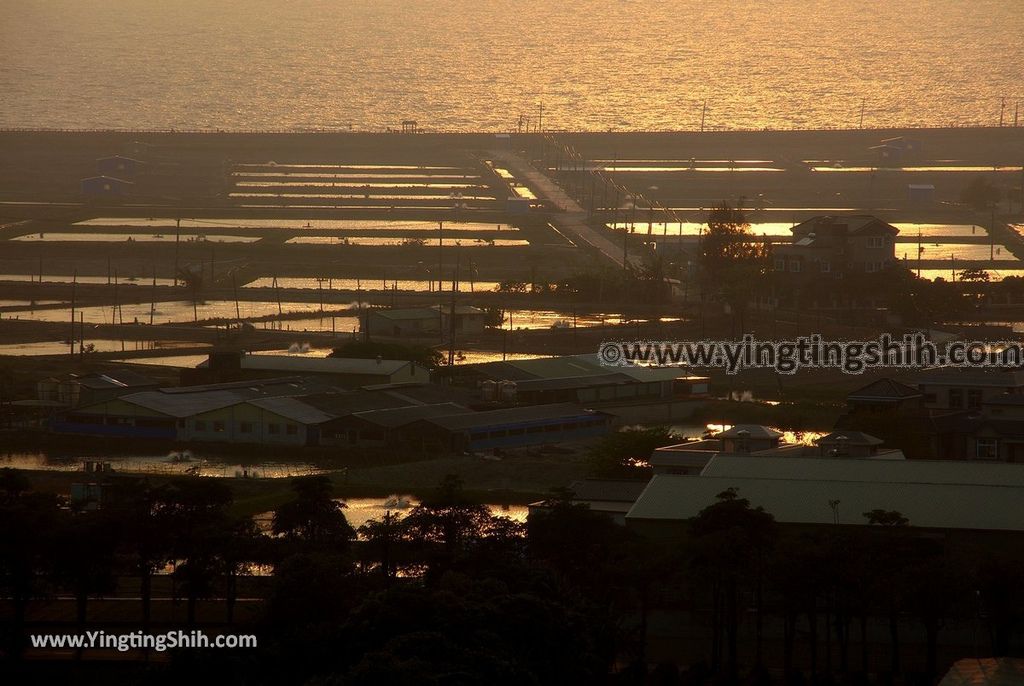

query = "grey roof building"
187;352;430;388
627;468;1024;534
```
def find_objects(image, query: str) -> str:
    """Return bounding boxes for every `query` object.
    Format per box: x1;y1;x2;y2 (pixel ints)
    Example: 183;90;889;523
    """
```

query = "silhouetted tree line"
493;256;676;306
2;469;1023;685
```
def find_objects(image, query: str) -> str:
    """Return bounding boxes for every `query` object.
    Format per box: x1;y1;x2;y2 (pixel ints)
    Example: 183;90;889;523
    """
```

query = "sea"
0;0;1021;132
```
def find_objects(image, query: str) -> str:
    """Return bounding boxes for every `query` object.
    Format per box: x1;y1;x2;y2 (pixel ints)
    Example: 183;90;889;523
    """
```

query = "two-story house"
774;215;899;278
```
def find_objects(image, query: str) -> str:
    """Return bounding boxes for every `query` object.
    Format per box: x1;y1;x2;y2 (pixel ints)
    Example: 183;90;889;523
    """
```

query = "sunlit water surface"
1;0;1020;131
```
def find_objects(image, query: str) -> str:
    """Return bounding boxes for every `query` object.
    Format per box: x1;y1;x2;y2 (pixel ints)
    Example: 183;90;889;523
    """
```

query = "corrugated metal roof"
569;479;649;503
423;403;606;431
699;455;1024;486
240;355;421;376
465;361;541;381
108;378;333;418
367;307;438;321
616;366;695;382
350;402;470;428
121;390;248;417
81;175;134;185
163;376;316;394
627;474;1024;531
247;396;335;424
515;373;636;392
504;355;610;379
470;353;690;383
415;305;486;316
302;390;408;416
302;385;475;417
73;369;157;390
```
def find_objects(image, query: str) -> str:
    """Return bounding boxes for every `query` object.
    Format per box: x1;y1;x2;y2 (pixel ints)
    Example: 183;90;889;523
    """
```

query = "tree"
863;509;912;676
960;176;1002;211
51;510;120;654
904;553;970;680
495;280;529;294
403;475;495;563
527;498;660;668
272;475;355;549
689;488;777;678
104;478;171;630
586;426;676;478
358;511;406;583
771;532;833;681
0;468;31;502
974;549;1024;657
156;478;234;625
629;252;673;304
481;306;505;328
699;203;769;334
880;266;971;324
863;509;909;527
219;517;265;624
338;583;605;685
0;483;61;661
960;267;991;283
527;500;623;582
268;552;359;631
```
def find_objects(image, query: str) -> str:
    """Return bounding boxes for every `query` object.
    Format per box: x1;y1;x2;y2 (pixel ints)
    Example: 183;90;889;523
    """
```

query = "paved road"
489;150;645;270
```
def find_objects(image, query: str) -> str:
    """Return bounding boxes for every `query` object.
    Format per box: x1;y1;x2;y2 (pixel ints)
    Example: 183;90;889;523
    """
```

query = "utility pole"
112;270;119;325
232;272;240;321
174;218;181;287
448;251;459;366
438;220;444;292
69;271;77;356
150;267;156;326
991;205;996;261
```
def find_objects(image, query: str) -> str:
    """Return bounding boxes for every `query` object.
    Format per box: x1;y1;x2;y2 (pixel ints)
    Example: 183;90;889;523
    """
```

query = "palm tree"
219;517;265;624
173;530;221;626
51;510;119;657
688;488;777;679
863;509;913;677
